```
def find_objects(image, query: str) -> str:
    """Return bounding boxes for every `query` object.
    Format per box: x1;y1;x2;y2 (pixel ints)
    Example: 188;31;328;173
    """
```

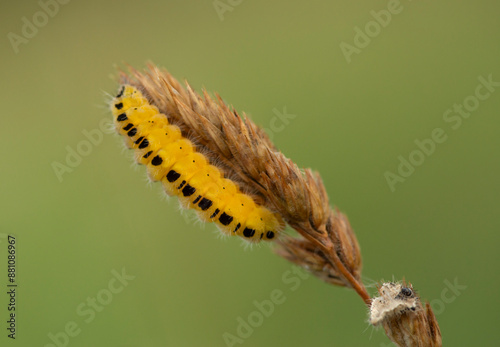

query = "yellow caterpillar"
111;85;285;242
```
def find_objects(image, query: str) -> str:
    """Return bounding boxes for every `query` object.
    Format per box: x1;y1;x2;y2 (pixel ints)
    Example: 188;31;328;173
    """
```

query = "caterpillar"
111;85;285;242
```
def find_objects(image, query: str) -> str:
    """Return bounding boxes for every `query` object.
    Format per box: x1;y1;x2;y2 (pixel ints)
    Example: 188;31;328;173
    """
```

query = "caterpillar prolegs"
111;85;285;242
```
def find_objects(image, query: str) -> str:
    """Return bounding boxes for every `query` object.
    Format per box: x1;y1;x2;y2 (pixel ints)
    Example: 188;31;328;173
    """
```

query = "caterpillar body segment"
111;85;285;242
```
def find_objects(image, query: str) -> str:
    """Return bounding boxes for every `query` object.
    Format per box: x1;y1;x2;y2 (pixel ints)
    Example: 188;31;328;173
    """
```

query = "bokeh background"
1;1;499;346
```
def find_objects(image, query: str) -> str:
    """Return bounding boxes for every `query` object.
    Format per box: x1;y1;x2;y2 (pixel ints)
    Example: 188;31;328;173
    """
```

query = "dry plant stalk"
118;63;442;346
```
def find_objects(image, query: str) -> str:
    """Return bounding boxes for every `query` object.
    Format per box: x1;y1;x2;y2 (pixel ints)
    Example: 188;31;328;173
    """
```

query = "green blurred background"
1;0;498;346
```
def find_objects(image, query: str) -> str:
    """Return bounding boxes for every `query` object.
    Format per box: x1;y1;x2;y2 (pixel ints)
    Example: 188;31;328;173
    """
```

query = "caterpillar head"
246;206;284;242
116;85;141;99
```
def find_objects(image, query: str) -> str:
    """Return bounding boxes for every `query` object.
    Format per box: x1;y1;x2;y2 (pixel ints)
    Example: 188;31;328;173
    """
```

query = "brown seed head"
119;64;366;297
